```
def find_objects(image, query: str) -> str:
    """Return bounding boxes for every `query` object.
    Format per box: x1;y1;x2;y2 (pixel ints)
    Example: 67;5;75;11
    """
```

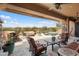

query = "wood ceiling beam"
4;4;62;21
10;3;67;20
0;3;75;22
0;4;7;10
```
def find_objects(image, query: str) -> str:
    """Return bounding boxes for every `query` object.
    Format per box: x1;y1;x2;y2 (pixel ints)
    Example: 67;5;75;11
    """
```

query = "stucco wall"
69;21;75;36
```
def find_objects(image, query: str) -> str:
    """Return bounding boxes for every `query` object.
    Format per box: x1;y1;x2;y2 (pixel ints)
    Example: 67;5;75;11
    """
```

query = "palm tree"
0;19;3;49
0;19;3;30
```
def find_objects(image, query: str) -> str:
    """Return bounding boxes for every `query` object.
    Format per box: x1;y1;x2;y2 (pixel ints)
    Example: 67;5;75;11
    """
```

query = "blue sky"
0;10;57;27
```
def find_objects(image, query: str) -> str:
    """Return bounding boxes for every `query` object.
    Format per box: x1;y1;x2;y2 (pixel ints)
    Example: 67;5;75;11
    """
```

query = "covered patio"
0;3;79;56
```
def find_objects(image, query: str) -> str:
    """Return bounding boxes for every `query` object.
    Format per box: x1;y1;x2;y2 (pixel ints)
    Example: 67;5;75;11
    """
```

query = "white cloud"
35;21;57;27
37;21;54;26
1;15;56;27
37;21;48;24
0;15;11;20
0;15;18;25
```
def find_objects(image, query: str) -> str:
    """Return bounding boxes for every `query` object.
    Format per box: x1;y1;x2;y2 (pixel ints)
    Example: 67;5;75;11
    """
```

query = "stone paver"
0;36;59;56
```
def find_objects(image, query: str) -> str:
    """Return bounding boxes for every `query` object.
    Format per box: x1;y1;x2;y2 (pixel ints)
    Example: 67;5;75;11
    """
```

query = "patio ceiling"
40;3;79;17
0;3;79;21
0;3;65;22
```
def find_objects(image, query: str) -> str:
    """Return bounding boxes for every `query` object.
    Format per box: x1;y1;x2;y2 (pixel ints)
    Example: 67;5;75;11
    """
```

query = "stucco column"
59;19;67;33
69;21;75;36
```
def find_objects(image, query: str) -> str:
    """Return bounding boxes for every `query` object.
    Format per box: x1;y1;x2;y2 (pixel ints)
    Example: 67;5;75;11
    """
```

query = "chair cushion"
36;46;46;54
28;37;37;49
66;42;79;50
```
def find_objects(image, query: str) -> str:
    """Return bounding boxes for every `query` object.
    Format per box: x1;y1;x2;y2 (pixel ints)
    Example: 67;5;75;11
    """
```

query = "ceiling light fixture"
54;3;62;9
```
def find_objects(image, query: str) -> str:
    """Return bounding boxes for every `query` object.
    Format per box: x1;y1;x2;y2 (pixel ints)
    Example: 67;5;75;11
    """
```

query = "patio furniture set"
27;35;79;56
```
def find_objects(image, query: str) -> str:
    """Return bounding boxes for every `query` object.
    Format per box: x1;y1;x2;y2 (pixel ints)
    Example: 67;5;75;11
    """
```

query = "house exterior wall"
57;18;75;37
69;21;75;36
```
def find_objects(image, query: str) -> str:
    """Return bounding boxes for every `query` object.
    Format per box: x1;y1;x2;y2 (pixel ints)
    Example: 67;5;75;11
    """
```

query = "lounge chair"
27;37;47;56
